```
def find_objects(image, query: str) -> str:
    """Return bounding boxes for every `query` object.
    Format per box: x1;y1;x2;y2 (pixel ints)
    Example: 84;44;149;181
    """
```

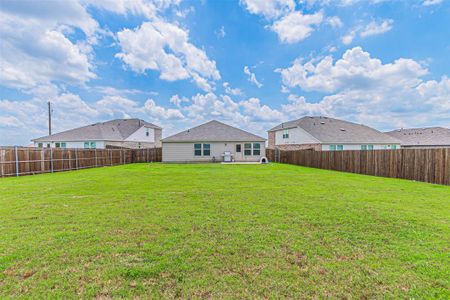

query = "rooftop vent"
340;128;346;131
320;121;325;124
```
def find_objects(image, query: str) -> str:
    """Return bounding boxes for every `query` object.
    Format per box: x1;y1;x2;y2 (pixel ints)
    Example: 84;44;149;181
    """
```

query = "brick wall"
268;131;276;149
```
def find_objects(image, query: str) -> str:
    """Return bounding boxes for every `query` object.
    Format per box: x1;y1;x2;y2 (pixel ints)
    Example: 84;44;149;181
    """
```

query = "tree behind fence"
266;148;450;185
0;147;162;177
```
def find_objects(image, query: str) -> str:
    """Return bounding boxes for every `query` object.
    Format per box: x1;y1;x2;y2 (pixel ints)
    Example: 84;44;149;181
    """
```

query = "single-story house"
268;116;401;151
162;120;266;162
385;127;450;148
32;119;162;149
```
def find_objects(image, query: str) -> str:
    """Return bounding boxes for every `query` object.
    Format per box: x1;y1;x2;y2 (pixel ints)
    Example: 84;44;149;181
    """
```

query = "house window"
203;144;210;156
61;142;66;148
38;143;43;148
55;142;60;148
391;145;397;149
253;143;260;155
330;145;344;151
367;144;373;150
90;142;96;149
244;143;252;155
194;144;210;156
361;145;367;150
84;142;89;149
146;128;150;137
236;144;241;153
46;144;51;148
194;144;202;156
282;129;289;139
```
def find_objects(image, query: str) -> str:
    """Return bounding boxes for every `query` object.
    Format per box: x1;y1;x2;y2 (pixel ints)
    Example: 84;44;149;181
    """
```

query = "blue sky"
0;0;449;145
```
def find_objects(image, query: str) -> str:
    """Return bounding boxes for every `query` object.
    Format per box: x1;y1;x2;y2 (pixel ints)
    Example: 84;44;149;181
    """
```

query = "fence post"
14;146;19;177
95;149;98;167
50;147;54;173
110;149;113;166
75;148;79;170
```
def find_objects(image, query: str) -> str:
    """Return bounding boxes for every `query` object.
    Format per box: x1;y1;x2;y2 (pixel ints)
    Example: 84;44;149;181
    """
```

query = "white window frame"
244;143;261;156
194;143;210;156
282;129;289;139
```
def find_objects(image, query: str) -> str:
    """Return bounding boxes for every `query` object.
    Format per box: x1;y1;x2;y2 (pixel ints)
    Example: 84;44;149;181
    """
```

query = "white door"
234;143;243;161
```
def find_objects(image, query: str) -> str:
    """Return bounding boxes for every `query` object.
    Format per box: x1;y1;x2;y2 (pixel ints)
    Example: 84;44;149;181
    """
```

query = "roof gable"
162;120;266;142
385;127;450;146
270;116;400;144
33;119;161;142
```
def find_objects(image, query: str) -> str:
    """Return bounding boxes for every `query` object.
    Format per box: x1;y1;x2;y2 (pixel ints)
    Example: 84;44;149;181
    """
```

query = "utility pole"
48;101;52;136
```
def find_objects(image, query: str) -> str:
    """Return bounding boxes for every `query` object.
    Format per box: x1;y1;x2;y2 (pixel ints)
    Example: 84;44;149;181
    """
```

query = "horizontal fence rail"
266;148;450;185
0;147;162;177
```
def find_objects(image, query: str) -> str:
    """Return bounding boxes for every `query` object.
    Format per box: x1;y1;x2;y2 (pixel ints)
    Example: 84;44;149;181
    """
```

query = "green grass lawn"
0;163;449;298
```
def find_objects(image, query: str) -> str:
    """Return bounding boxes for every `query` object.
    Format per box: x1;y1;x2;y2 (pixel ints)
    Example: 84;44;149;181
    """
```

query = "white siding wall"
321;144;401;151
275;127;319;145
125;126;155;143
34;141;106;149
162;142;266;162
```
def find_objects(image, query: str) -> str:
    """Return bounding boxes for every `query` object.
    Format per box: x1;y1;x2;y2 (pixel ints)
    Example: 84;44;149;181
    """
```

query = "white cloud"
270;10;324;43
423;0;443;6
0;2;98;89
169;95;190;107
244;66;263;88
144;99;185;120
341;19;393;45
278;47;427;93
223;82;243;96
360;19;393;38
240;98;284;121
277;48;450;129
83;0;181;19
341;30;357;45
240;0;295;19
116;21;220;91
327;16;343;28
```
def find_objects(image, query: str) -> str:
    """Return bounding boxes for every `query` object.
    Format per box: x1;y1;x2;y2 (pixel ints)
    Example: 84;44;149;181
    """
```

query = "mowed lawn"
0;163;449;298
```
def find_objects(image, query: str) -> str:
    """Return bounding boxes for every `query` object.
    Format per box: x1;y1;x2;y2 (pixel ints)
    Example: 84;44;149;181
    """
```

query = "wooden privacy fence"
0;147;162;177
266;148;450;185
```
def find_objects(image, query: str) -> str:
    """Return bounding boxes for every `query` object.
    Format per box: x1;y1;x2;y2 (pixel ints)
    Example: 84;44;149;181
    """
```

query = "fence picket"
266;148;449;185
0;147;162;178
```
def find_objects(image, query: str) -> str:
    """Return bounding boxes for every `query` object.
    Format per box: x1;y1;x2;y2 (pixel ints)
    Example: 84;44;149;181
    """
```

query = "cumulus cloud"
278;47;426;93
116;21;220;91
270;10;324;43
244;66;263;88
0;2;98;89
277;47;450;129
240;0;295;19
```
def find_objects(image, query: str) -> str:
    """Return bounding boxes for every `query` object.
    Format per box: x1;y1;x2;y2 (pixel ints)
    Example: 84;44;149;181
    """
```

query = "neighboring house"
32;119;162;149
385;127;450;148
268;116;401;151
162;120;266;162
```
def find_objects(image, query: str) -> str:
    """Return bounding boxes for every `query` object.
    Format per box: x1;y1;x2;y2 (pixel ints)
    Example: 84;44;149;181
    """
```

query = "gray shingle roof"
162;120;265;142
33;119;161;142
269;116;400;144
385;127;450;146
